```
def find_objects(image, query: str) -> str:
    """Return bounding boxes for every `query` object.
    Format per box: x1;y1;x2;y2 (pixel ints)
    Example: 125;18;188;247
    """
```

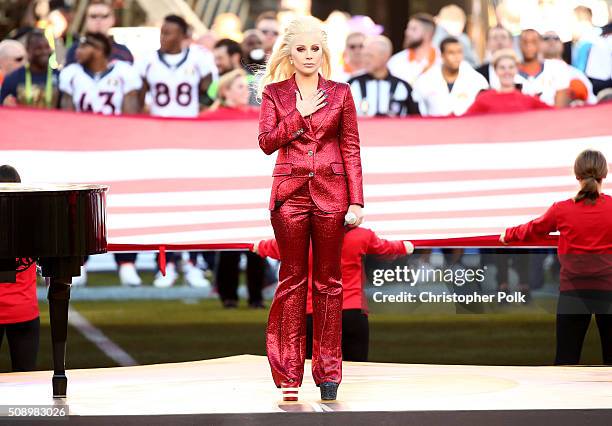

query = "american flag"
2;105;610;245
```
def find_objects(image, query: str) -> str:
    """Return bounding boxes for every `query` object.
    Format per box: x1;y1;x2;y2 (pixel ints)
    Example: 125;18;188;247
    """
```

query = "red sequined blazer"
258;73;364;212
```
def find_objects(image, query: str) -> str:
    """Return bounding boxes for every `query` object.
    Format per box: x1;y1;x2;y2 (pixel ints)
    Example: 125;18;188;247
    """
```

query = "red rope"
108;242;255;252
107;234;558;253
407;234;558;248
159;245;166;276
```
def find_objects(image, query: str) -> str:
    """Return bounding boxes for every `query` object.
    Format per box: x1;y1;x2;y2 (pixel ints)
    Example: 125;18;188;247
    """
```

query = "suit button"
307;150;313;156
308;172;314;177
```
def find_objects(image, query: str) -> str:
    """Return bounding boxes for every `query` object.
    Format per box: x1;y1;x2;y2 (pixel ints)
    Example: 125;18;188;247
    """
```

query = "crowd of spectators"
1;2;610;117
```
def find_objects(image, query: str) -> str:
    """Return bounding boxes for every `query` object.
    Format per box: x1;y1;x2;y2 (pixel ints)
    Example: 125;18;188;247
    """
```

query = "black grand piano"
0;183;108;398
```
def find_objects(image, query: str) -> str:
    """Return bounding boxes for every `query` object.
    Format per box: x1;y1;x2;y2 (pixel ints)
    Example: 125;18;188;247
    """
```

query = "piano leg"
47;278;71;398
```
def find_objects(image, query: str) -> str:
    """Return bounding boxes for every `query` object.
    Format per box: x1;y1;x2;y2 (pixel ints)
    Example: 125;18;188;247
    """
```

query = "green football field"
0;298;607;372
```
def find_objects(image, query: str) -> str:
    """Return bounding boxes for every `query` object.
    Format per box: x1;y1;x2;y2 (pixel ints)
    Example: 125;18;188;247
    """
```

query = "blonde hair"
492;48;519;68
256;15;332;100
210;68;247;111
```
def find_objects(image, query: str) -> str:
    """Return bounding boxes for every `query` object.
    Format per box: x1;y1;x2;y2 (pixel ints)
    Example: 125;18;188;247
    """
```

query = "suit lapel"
310;75;336;136
276;74;298;117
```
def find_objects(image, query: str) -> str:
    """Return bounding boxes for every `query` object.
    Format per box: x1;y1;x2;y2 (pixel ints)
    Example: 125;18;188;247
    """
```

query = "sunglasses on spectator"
542;35;560;41
261;29;279;36
348;44;364;50
88;13;111;20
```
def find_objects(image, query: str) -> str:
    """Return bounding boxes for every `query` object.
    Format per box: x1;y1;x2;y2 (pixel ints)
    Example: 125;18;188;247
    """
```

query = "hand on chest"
278;82;342;140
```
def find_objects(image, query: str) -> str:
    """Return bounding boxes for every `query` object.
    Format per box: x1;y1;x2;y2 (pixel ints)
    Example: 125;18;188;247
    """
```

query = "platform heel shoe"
281;386;299;401
319;382;339;400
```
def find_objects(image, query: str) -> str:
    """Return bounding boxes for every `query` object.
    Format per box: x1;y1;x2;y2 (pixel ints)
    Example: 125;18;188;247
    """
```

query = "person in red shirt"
0;165;39;372
500;150;612;365
466;49;551;115
253;227;413;361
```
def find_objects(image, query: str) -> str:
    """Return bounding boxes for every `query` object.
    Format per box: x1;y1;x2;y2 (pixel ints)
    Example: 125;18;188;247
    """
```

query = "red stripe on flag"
108;206;546;237
100;167;575;194
106;184;574;214
1;103;610;151
111;227;509;242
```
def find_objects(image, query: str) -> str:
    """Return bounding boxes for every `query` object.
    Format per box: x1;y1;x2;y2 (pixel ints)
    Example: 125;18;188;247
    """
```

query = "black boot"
319;382;339;400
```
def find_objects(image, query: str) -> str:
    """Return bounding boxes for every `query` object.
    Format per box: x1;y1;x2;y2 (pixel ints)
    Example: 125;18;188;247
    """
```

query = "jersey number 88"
155;82;192;107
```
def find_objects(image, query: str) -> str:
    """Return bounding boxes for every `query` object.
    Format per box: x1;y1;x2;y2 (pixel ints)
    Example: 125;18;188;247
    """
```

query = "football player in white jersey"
137;15;216;288
59;32;141;115
518;29;570;107
137;14;218;118
59;32;143;287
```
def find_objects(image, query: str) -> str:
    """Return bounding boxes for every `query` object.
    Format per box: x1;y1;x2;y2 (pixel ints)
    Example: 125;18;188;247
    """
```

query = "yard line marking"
319;403;334;412
68;307;138;367
308;401;324;412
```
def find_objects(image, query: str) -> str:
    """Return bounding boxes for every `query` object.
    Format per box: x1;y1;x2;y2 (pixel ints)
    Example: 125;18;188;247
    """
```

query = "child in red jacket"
0;165;39;372
501;150;612;365
253;226;413;361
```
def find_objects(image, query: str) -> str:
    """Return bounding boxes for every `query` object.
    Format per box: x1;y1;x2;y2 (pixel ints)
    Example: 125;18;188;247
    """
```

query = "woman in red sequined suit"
257;16;364;401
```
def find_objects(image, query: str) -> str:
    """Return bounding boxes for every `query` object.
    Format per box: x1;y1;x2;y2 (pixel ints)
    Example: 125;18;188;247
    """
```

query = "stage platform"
1;355;611;425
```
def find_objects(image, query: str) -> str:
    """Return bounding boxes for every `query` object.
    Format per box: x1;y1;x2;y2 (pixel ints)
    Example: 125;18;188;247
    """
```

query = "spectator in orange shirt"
388;13;439;86
253;227;414;361
541;30;597;105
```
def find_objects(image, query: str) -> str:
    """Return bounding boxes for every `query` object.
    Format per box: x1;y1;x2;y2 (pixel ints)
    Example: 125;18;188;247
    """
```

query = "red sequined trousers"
266;182;345;388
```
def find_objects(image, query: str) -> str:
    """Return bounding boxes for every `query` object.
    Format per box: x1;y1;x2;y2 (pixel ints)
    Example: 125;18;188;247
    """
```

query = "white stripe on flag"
105;175;576;208
106;191;568;230
4;136;611;182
